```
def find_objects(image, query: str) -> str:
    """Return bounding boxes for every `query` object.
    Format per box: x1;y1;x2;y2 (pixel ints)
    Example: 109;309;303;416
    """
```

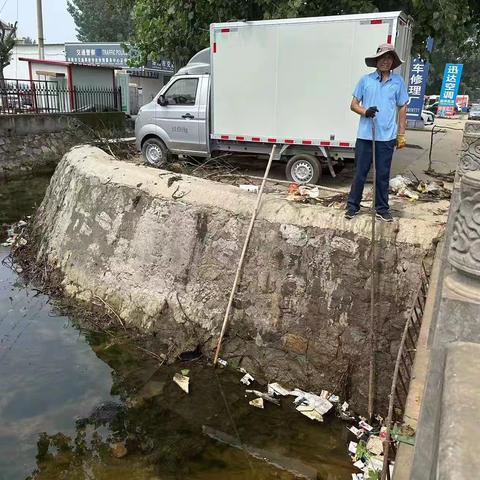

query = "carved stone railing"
408;120;480;480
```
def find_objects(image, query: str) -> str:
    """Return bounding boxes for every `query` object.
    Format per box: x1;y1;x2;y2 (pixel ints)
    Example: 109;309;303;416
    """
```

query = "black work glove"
365;106;379;118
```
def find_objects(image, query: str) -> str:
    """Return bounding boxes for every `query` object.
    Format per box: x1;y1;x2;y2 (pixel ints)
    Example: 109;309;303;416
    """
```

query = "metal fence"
380;262;430;480
0;79;122;114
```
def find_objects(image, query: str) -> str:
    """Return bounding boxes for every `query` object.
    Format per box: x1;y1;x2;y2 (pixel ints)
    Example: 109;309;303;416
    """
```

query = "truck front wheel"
142;137;170;167
286;154;321;185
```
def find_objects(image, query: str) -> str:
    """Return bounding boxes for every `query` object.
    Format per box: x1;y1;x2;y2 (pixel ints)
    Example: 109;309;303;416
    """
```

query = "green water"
0;173;353;480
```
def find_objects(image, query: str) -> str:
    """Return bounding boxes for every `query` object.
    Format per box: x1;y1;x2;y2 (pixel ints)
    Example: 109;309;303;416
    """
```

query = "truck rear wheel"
286;154;321;185
142;137;170;167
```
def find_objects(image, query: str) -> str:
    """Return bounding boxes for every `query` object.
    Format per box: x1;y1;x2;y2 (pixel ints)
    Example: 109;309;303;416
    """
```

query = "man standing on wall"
345;43;409;222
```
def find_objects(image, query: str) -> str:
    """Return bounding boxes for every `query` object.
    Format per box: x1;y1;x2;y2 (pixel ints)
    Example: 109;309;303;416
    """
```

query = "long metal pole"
368;120;377;420
36;0;45;60
213;145;277;366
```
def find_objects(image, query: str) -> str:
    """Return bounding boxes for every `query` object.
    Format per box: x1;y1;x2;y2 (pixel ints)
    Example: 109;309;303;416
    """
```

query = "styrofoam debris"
366;435;383;456
329;394;340;403
249;397;264;409
341;401;349;412
353;459;365;469
348;441;358;454
296;404;323;422
217;358;228;367
267;382;291;396
351;474;364;480
173;373;189;394
293;390;333;415
320;390;330;399
240;373;255;385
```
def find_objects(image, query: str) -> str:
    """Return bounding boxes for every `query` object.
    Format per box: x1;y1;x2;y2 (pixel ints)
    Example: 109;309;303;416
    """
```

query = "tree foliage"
0;21;17;84
130;0;479;65
67;0;135;42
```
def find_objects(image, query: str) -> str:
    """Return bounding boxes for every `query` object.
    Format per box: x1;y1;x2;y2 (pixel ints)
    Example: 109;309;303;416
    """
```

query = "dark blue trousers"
347;138;396;214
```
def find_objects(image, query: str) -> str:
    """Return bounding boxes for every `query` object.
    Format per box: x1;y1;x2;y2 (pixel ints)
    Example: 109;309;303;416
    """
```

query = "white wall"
129;76;164;105
4;44;65;80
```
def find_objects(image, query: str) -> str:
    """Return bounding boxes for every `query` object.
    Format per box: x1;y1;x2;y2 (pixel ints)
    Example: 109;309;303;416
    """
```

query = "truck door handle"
182;113;194;119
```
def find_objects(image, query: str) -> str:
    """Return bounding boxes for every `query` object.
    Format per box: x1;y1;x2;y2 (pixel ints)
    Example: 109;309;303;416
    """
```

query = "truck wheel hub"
146;144;163;165
293;160;313;183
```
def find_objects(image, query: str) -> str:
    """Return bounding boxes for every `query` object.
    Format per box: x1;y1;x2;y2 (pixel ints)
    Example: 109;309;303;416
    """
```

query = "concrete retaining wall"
32;146;444;413
0;112;126;177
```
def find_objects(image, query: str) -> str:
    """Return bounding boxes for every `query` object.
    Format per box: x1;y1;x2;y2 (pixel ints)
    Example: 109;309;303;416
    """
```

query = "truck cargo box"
210;12;413;149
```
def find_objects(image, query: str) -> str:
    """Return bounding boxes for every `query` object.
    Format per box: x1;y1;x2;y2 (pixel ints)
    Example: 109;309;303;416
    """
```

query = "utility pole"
36;0;45;59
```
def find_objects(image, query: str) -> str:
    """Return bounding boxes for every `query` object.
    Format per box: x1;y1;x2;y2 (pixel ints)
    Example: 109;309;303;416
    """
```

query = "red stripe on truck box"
339;142;350;147
251;137;260;142
285;139;294;144
302;140;312;145
267;138;277;143
371;19;382;24
236;136;244;141
320;141;331;146
387;34;392;44
221;135;229;140
221;28;230;33
213;42;217;53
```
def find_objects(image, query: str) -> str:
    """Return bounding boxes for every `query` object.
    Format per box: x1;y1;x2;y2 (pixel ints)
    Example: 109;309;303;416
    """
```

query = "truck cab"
135;50;211;165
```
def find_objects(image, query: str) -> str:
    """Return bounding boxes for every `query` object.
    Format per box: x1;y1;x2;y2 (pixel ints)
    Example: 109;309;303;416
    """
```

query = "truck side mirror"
158;95;168;106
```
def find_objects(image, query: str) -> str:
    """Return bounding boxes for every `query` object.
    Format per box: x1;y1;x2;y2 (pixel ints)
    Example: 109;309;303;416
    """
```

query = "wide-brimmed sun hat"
365;43;403;70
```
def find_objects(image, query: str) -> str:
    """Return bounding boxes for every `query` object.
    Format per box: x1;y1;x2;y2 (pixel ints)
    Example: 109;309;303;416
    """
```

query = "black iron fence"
380;262;430;480
0;79;122;114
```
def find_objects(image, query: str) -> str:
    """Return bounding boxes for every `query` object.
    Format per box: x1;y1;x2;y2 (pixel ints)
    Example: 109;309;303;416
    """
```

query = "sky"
0;0;77;43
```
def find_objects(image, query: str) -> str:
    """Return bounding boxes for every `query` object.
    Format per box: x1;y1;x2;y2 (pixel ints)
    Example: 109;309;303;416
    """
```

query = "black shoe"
376;211;393;222
345;208;359;220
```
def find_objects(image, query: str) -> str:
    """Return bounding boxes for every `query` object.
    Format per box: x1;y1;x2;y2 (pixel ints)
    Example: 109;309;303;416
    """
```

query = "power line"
0;0;10;15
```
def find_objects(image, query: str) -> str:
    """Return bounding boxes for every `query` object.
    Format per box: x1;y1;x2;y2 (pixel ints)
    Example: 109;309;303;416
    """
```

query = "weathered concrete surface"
33;146;444;412
437;342;480;480
0;113;126;177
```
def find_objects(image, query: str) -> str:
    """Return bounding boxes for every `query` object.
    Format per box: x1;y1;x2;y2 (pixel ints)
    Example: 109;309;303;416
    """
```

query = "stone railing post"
458;120;480;180
445;168;480;302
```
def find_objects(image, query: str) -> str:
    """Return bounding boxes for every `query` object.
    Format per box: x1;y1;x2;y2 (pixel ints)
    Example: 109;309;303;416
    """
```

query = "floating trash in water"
173;373;189;393
296;404;324;422
329;394;340;403
348;426;364;439
348;441;358;454
267;382;291;396
366;435;383;456
341;401;349;412
111;440;128;458
359;420;373;432
246;389;280;406
217;358;228;367
181;368;190;376
249;397;264;409
240;373;254;386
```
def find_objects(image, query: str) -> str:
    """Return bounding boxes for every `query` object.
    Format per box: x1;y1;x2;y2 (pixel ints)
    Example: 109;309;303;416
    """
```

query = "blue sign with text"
406;58;430;120
439;63;463;107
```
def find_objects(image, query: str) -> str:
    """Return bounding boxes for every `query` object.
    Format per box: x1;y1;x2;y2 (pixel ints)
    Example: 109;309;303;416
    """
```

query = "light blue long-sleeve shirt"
353;71;409;141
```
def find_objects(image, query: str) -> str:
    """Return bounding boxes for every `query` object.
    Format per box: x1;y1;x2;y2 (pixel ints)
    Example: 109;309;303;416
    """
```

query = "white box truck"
135;11;413;184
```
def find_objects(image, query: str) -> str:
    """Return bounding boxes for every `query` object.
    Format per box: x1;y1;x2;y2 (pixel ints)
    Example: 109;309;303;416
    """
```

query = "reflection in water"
0;173;353;480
